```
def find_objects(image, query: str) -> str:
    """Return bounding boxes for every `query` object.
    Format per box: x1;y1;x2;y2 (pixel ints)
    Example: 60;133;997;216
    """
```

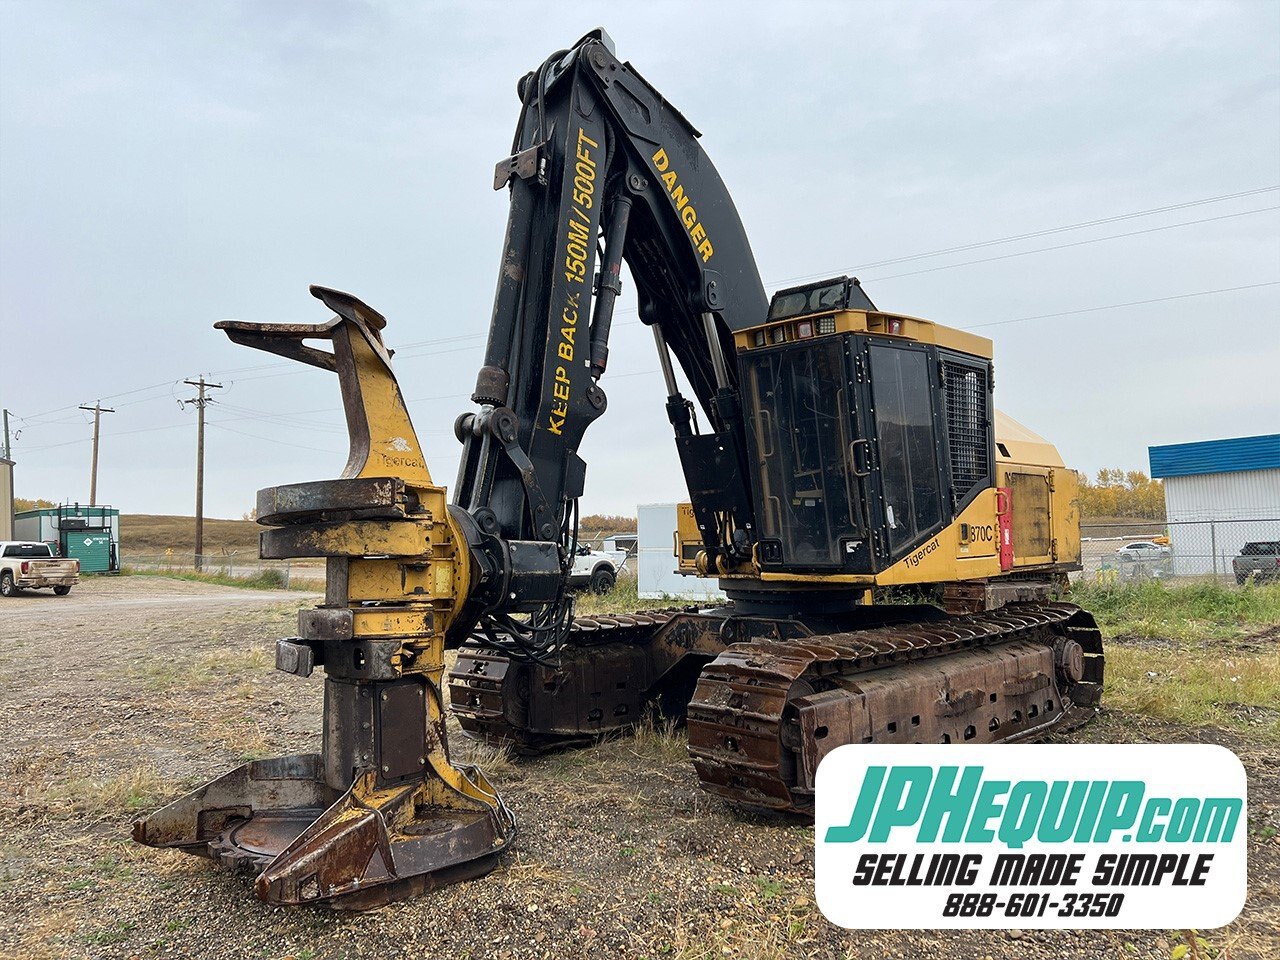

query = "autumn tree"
1077;469;1165;520
578;514;637;533
13;497;55;512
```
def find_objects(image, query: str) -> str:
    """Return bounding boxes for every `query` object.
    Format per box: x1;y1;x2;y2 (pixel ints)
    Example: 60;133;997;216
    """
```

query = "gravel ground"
0;577;1276;959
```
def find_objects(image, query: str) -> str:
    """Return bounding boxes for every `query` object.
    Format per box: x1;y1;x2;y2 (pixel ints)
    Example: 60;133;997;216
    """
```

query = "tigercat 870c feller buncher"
134;29;1102;909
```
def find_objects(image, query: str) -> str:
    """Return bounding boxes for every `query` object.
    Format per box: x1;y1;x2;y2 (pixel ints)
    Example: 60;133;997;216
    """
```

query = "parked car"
1115;540;1170;562
568;543;626;594
1232;541;1280;585
0;541;80;596
1114;540;1171;580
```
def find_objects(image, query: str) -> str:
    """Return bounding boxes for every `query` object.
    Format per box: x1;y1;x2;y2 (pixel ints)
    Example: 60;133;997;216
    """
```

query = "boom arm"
452;30;768;647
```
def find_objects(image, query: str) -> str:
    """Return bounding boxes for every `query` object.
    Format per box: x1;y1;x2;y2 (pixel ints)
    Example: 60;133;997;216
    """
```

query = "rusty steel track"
448;603;1103;816
686;603;1103;814
448;611;682;749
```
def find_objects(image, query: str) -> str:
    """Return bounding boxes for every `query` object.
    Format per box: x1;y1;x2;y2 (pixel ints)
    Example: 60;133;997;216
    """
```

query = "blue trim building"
1147;434;1280;576
1149;434;1280;479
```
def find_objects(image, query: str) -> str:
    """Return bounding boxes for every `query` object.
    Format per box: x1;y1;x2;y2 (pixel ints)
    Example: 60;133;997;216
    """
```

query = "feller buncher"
134;30;1102;908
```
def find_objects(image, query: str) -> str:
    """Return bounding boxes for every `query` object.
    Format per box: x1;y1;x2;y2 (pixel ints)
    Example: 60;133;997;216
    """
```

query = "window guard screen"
941;358;991;502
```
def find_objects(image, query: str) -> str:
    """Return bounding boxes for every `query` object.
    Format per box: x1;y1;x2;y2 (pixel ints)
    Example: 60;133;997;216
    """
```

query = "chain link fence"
1080;518;1280;585
120;519;1280;590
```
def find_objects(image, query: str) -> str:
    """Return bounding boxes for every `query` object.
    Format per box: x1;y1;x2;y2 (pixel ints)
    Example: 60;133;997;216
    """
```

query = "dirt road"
0;578;1275;959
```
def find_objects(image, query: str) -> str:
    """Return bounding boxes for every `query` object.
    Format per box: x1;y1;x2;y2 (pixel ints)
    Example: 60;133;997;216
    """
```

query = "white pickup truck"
568;543;626;594
0;541;80;596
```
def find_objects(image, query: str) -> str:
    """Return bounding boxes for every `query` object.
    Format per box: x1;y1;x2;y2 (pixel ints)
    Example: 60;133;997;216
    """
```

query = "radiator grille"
942;360;990;499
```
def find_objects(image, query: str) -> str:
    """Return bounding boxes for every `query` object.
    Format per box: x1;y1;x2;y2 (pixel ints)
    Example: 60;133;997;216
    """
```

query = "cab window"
869;343;943;554
3;543;53;558
745;337;861;566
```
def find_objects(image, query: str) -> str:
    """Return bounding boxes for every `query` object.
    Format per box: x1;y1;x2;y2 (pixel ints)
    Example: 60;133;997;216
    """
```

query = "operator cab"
767;275;877;321
735;278;995;575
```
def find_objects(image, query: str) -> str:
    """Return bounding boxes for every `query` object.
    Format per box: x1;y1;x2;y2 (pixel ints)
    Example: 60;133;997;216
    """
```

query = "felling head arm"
136;287;514;908
215;285;432;487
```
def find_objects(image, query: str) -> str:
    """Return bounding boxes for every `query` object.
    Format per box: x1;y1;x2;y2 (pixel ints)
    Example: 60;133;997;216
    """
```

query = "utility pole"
2;409;10;460
182;377;223;570
77;401;116;506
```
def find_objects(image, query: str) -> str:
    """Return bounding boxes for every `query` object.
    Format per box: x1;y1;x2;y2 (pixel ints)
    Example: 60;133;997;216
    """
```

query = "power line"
14;186;1276;424
180;377;223;568
16;421;191;453
18;379;180;425
14;274;1279;461
781;184;1280;283
13;276;1278;459
206;421;346;455
9;188;1278;436
864;206;1280;283
960;281;1280;330
76;401;115;505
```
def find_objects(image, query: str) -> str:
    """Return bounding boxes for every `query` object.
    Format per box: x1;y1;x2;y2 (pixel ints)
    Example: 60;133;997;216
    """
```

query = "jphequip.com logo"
814;745;1246;929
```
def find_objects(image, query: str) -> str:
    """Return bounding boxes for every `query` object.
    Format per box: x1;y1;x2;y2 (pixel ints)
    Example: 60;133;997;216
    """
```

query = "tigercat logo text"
652;147;714;262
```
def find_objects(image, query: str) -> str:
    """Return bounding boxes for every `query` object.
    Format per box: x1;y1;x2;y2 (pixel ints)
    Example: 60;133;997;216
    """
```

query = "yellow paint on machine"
651;147;715;262
346;327;433;485
673;413;1081;591
734;308;993;360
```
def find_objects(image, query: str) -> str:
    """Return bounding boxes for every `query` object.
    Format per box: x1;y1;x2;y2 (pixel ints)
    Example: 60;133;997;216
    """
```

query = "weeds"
754;875;784;899
119;566;311;591
1071;580;1280;642
573;572;671;616
1104;645;1280;739
85;921;136;946
31;765;172;819
629;715;689;765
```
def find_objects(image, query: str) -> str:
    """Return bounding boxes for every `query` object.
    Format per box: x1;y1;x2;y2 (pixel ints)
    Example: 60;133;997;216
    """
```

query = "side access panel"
1002;466;1055;567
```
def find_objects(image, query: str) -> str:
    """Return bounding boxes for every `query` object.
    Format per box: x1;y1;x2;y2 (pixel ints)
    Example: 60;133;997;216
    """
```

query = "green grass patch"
119;566;313;591
1104;644;1280;739
1071;580;1280;641
85;921;136;946
29;766;173;820
574;571;656;616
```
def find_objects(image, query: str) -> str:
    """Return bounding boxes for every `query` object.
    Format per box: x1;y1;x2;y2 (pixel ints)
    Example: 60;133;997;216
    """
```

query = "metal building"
0;458;13;541
1148;434;1280;576
637;503;726;601
14;503;121;572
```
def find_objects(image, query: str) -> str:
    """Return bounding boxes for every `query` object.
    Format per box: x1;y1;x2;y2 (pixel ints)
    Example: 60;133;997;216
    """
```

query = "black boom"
450;29;769;650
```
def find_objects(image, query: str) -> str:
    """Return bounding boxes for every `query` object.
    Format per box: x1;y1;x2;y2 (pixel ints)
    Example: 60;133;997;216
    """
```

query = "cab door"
863;339;947;566
742;336;868;570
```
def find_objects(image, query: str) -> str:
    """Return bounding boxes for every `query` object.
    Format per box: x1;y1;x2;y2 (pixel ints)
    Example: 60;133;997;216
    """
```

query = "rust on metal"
135;291;514;910
450;602;1103;816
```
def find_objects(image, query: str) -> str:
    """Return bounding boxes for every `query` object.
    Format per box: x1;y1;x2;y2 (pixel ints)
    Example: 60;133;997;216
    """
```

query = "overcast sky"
2;0;1277;521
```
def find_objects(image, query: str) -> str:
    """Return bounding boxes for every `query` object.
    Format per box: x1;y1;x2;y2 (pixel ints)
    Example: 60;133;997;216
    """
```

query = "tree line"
1077;469;1165;520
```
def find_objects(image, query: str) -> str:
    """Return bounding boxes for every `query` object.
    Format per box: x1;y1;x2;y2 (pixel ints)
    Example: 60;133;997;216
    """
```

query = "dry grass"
130;646;270;692
23;765;174;820
452;735;517;779
656;877;821;960
628;715;690;766
120;566;301;591
119;514;259;556
1104;645;1280;739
